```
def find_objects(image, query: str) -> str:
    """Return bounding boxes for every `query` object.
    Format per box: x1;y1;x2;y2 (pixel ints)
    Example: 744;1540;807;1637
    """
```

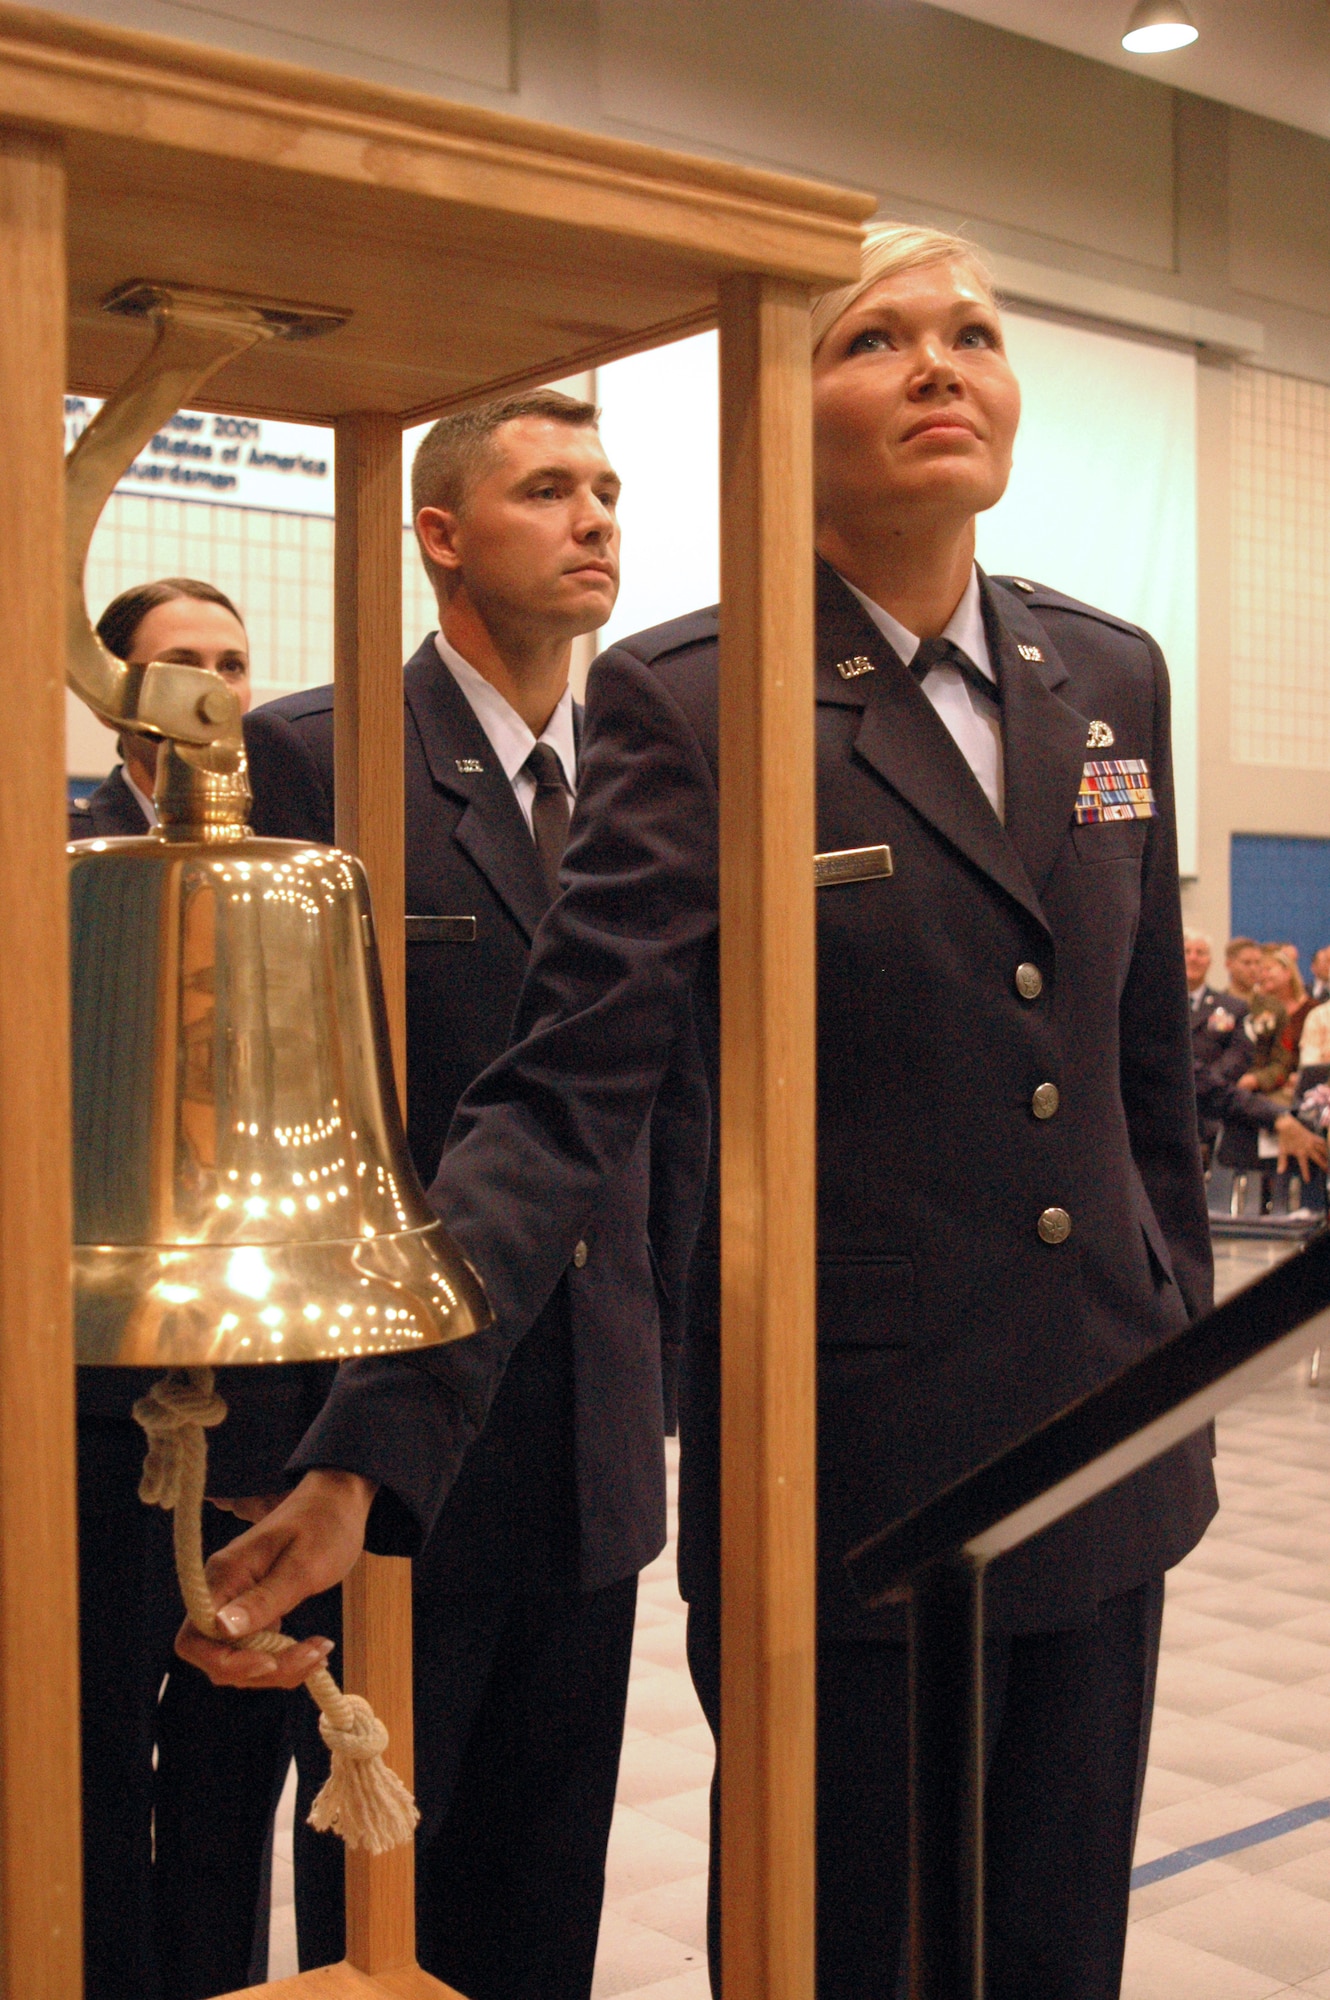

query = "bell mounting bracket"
65;283;348;755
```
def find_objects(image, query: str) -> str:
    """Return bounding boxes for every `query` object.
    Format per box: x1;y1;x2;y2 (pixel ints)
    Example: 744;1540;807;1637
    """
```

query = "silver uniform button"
1037;1207;1071;1245
1032;1083;1060;1120
572;1239;588;1269
1015;963;1043;1000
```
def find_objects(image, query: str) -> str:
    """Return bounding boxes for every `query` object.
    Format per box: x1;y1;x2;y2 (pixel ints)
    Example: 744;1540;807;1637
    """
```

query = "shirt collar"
434;629;577;791
122;761;158;827
839;565;994;685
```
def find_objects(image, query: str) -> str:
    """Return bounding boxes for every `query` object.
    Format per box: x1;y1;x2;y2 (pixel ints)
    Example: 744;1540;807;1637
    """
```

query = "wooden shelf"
0;1;862;420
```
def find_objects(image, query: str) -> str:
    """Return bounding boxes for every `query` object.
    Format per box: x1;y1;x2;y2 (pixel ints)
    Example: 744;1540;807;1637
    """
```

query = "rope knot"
133;1368;228;1508
318;1693;389;1763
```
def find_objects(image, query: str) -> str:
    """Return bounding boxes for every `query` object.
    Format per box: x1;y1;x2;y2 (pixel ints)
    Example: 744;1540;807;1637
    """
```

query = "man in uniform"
193;226;1221;1997
1185;929;1245;1158
230;389;671;2000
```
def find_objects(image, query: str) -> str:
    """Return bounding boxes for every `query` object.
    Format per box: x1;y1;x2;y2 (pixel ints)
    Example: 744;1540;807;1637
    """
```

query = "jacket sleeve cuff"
285;1356;480;1557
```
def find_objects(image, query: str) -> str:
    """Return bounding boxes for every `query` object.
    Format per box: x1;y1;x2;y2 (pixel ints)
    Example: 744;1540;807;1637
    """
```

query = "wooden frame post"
717;274;818;2000
0;129;84;2000
333;412;420;1981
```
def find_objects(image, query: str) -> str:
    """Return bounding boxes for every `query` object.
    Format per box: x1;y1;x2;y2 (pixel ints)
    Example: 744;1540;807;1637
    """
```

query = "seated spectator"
1256;944;1313;1086
1232;1011;1286;1093
1290;1039;1330;1218
1310;944;1330;1006
1223;935;1264;1008
1186;930;1245;1158
1198;1062;1327;1184
1301;992;1330;1071
1218;951;1292;1192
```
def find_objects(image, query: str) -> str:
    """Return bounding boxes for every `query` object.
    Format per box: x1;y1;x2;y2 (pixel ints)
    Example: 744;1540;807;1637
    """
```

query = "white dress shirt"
434;630;577;832
840;566;1004;822
123;761;158;828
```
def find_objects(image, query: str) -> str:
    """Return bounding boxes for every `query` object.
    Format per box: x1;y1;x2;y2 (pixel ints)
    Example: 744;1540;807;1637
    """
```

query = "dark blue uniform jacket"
294;566;1218;1637
251;639;671;1594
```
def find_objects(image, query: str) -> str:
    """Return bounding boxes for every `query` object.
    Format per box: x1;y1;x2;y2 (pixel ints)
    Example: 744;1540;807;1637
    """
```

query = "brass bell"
66;283;491;1367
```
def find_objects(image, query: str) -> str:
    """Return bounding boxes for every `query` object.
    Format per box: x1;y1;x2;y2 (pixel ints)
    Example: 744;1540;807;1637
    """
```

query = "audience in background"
1203;934;1330;1221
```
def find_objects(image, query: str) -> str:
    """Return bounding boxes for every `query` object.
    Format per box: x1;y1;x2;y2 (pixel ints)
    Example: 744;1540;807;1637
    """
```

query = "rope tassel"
133;1367;419;1855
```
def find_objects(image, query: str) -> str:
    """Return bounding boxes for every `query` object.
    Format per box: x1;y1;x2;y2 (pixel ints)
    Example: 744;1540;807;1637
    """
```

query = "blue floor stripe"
1131;1798;1330;1888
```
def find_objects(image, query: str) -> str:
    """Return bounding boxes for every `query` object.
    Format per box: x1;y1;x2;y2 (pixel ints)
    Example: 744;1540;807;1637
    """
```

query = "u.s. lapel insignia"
455;757;484;773
835;655;875;680
1017;643;1043;662
1086;720;1115;749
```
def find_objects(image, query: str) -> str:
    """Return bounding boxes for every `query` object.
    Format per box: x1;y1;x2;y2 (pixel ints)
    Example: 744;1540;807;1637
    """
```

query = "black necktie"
524;741;571;897
909;636;1000;706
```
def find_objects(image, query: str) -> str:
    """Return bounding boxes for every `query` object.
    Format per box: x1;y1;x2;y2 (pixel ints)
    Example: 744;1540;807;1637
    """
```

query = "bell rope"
133;1367;418;1854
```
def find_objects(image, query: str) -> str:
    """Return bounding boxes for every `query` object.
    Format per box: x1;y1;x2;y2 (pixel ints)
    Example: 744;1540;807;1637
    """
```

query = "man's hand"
1275;1114;1330;1176
175;1468;377;1689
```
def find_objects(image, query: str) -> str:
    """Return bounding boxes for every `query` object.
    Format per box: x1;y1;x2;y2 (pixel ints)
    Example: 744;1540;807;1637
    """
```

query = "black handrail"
846;1224;1330;1605
841;1225;1330;2000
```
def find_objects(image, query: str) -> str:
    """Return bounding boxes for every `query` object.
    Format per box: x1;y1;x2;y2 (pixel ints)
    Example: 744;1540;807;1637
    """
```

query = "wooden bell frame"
0;7;870;1993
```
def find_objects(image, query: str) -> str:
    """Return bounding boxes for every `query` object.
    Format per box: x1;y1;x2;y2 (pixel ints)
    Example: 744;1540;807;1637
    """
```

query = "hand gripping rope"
134;1367;418;1854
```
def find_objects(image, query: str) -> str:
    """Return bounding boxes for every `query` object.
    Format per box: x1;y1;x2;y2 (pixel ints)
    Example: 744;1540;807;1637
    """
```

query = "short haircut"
96;577;244;661
410;388;600;596
810;220;998;356
411;388;599;520
1184;930;1211;951
1225;936;1258;959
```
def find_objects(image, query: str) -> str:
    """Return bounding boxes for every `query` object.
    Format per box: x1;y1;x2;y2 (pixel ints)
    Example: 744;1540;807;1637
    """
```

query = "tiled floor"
1123;1236;1330;2000
270;1234;1330;1999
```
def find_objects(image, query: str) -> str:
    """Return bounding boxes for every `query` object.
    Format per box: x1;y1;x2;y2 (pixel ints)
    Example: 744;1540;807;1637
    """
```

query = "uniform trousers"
291;1577;639;2000
686;1573;1163;2000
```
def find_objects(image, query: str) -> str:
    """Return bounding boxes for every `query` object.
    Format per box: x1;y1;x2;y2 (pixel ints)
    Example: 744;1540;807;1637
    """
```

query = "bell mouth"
74;1222;492;1367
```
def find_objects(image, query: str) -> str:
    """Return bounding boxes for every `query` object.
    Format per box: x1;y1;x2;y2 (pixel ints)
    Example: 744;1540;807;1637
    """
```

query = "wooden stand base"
220;1961;464;1999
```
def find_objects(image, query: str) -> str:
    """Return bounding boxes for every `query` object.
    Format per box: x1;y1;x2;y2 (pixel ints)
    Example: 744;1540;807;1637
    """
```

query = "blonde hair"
810;221;998;355
1261;945;1305;1004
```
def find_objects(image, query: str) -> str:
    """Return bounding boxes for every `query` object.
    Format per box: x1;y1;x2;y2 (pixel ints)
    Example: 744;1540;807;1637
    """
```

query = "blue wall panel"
1230;835;1330;978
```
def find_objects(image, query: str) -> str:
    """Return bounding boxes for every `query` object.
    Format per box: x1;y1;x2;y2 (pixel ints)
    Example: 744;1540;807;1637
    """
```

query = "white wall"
593;335;720;653
975;312;1199;874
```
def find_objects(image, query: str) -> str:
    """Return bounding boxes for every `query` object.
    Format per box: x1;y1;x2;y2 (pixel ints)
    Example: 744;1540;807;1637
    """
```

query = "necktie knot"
523;742;571;898
910;636;1000;706
524;741;567;792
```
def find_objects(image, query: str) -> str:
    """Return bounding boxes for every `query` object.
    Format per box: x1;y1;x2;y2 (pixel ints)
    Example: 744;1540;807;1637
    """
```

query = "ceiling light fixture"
1122;0;1199;53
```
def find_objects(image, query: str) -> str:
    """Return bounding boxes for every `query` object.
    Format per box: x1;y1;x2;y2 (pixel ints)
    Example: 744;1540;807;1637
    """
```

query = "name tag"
815;845;893;889
406;915;477;943
1074;758;1156;825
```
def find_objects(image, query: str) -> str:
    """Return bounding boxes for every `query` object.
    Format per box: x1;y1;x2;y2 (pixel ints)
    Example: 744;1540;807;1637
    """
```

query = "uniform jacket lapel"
982;574;1092;901
816;561;1049;934
403;639;550;941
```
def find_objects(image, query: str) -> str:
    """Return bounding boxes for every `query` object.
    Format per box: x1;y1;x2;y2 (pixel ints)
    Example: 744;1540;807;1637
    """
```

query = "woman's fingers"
174;1617;335;1690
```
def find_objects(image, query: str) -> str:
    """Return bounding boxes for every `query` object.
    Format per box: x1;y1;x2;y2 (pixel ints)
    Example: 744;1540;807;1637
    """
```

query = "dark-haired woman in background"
71;578;334;2000
69;577;251;838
